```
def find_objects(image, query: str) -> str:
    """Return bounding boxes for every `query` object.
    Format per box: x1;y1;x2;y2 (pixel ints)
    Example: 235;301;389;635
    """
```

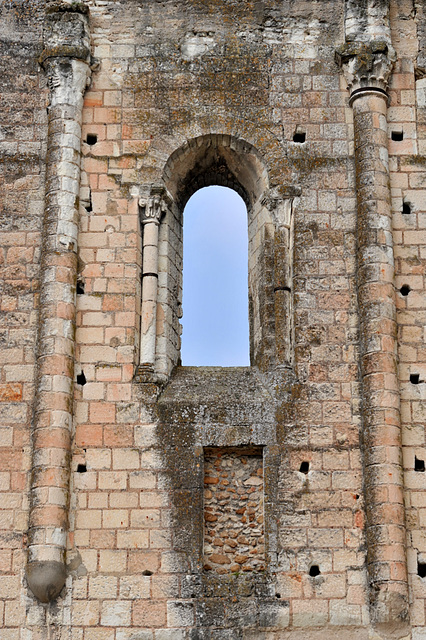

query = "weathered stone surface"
0;0;425;638
203;449;265;574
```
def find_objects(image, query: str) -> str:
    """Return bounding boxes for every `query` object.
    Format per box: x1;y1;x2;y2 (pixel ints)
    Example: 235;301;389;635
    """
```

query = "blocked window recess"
203;447;264;574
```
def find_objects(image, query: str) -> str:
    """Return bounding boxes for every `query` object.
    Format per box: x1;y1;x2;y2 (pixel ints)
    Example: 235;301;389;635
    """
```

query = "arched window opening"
135;134;293;382
181;186;249;366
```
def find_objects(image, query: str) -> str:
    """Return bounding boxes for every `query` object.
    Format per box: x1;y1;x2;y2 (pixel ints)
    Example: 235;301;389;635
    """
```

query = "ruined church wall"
0;0;424;638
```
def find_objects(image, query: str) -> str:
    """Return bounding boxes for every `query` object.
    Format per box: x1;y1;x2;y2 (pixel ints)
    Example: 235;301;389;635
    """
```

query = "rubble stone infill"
203;449;265;574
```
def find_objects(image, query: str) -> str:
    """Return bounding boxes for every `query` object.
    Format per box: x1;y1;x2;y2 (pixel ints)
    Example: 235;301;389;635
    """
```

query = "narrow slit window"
181;186;249;366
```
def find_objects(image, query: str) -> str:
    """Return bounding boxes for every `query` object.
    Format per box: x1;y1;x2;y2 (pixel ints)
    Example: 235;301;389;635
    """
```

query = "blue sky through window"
181;186;249;366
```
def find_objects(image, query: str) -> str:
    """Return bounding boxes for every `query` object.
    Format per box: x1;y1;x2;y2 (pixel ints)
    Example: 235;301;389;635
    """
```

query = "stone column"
26;3;91;603
138;187;169;373
337;38;409;635
261;191;297;370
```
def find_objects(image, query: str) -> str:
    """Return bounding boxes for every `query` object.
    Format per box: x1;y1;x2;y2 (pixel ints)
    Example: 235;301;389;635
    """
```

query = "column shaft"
352;90;409;631
140;221;160;367
26;4;90;603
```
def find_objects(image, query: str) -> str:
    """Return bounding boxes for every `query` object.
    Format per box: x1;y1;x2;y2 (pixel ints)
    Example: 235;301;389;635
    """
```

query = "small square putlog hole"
203;447;264;574
415;457;425;472
293;131;306;143
86;133;98;146
418;560;426;578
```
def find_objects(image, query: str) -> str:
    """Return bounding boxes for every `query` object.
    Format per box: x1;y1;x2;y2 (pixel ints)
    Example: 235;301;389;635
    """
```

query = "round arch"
162;134;269;211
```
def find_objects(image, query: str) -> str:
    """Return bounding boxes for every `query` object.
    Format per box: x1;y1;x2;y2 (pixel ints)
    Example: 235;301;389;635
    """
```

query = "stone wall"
0;0;424;638
0;0;46;629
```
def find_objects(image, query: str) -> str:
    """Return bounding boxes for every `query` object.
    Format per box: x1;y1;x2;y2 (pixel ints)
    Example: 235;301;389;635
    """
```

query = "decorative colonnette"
137;186;172;383
337;0;409;634
26;2;91;603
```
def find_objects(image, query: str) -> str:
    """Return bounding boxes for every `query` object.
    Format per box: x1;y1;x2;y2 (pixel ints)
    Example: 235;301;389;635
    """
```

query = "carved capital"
335;39;395;96
261;186;301;210
40;3;91;66
44;57;91;108
41;3;91;107
139;186;172;225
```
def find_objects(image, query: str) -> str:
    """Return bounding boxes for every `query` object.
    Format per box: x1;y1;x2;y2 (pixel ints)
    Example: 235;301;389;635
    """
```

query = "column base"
26;560;66;603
